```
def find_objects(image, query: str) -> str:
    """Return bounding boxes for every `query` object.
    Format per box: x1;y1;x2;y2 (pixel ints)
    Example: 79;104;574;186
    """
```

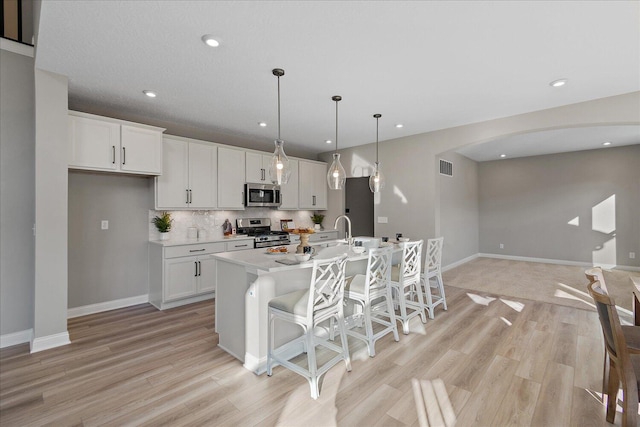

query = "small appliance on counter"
236;218;290;248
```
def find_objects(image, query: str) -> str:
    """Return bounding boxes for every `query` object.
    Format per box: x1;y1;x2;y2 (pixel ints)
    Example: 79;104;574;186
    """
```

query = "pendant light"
268;68;292;185
369;113;385;193
327;95;346;190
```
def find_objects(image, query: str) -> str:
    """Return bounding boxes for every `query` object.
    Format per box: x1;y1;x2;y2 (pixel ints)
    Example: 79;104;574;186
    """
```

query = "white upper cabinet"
155;137;189;208
68;111;164;175
120;125;163;174
188;142;218;208
155;137;217;209
217;146;246;210
299;160;327;210
279;158;299;210
245;152;273;183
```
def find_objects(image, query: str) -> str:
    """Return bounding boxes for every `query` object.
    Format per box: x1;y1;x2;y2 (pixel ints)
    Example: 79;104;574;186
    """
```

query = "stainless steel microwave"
244;183;281;207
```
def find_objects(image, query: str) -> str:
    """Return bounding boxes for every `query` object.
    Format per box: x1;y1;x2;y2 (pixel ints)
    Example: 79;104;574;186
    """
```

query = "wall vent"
439;159;453;176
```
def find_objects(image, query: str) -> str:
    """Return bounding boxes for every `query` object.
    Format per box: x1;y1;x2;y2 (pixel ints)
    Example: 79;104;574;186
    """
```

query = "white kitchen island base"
213;243;370;374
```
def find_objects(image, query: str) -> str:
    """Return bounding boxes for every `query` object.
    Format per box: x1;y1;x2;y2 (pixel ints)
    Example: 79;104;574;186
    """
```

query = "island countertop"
210;241;371;274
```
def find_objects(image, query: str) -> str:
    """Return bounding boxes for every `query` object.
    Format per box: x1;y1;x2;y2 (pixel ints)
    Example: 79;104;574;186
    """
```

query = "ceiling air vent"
439;159;453;177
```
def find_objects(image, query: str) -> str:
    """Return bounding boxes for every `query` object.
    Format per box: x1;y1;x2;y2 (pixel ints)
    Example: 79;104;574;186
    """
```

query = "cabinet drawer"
164;242;225;259
225;240;254;251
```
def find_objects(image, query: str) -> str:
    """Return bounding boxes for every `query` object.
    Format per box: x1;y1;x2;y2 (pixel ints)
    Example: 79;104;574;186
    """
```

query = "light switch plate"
101;220;109;230
378;217;388;223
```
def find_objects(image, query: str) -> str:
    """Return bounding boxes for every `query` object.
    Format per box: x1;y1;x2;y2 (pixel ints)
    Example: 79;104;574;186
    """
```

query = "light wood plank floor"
0;262;632;426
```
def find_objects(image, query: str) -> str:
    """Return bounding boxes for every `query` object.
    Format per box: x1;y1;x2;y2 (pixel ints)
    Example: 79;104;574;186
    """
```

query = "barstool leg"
415;281;427;323
337;313;352;371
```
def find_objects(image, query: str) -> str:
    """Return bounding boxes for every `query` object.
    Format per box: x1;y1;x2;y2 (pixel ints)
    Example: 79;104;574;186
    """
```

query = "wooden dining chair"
587;280;640;426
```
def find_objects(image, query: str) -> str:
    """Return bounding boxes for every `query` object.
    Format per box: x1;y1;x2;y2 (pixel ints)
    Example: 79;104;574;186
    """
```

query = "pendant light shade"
268;68;291;185
369;113;385;193
327;95;346;190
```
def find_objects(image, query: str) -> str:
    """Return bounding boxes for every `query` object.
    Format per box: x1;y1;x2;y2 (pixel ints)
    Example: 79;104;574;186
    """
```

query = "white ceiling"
35;1;640;157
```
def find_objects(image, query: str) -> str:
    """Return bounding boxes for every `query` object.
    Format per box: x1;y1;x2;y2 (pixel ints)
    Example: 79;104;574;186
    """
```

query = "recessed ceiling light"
395;124;403;128
258;122;267;127
201;35;220;47
500;154;507;158
143;90;157;98
549;78;568;87
603;141;612;146
325;139;332;144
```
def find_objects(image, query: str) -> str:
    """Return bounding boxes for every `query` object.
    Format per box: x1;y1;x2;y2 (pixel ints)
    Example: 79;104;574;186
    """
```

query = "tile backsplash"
149;208;324;241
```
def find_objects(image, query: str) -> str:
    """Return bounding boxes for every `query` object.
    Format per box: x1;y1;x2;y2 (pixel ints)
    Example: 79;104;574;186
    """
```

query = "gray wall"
478;145;640;267
0;49;35;336
68;172;154;308
438;152;479;267
321;92;640;267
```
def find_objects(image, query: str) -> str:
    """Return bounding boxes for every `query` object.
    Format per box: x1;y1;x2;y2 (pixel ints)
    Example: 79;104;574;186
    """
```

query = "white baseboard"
0;329;33;349
68;294;149;319
478;253;640;272
31;331;71;353
443;253;479;272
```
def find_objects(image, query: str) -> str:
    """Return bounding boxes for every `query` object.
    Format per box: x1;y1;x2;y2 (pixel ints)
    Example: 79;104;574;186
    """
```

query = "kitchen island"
212;241;373;374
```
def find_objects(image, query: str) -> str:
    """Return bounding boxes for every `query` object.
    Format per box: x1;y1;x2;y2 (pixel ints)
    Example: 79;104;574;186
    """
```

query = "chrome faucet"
334;215;353;247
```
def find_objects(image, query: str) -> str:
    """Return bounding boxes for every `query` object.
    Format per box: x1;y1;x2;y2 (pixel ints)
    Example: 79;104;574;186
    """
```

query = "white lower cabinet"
149;241;225;310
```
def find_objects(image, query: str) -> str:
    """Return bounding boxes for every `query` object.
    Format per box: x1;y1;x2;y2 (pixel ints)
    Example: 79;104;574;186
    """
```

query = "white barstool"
421;237;447;319
345;246;399;357
266;254;351;399
390;240;426;334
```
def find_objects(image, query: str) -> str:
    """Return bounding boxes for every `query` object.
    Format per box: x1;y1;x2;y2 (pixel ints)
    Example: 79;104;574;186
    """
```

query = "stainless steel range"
236;218;290;248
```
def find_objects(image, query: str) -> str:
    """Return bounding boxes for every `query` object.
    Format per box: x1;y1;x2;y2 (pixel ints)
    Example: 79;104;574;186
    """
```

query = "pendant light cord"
376;116;379;163
277;75;281;141
335;99;339;153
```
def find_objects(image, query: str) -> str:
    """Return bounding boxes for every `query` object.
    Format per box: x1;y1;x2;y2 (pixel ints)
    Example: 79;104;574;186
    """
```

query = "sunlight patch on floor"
553;289;596;308
467;293;497;306
499;298;525;312
500;316;513;326
412;378;456;427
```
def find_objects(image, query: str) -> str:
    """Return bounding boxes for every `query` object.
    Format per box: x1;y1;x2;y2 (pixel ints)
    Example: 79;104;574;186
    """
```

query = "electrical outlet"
101;220;109;230
378;217;388;224
630;252;636;259
499;243;504;249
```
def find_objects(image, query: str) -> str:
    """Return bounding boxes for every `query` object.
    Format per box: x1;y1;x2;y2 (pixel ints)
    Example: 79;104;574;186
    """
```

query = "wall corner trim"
0;329;33;349
30;331;71;353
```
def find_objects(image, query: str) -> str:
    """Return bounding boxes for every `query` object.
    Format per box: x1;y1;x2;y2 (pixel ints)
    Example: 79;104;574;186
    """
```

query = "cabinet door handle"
236;244;248;248
241;192;244;205
112;146;116;164
186;189;190;204
194;261;198;277
189;248;206;252
320;235;328;239
122;147;126;165
261;168;265;181
198;261;202;277
189;189;192;204
312;195;316;206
